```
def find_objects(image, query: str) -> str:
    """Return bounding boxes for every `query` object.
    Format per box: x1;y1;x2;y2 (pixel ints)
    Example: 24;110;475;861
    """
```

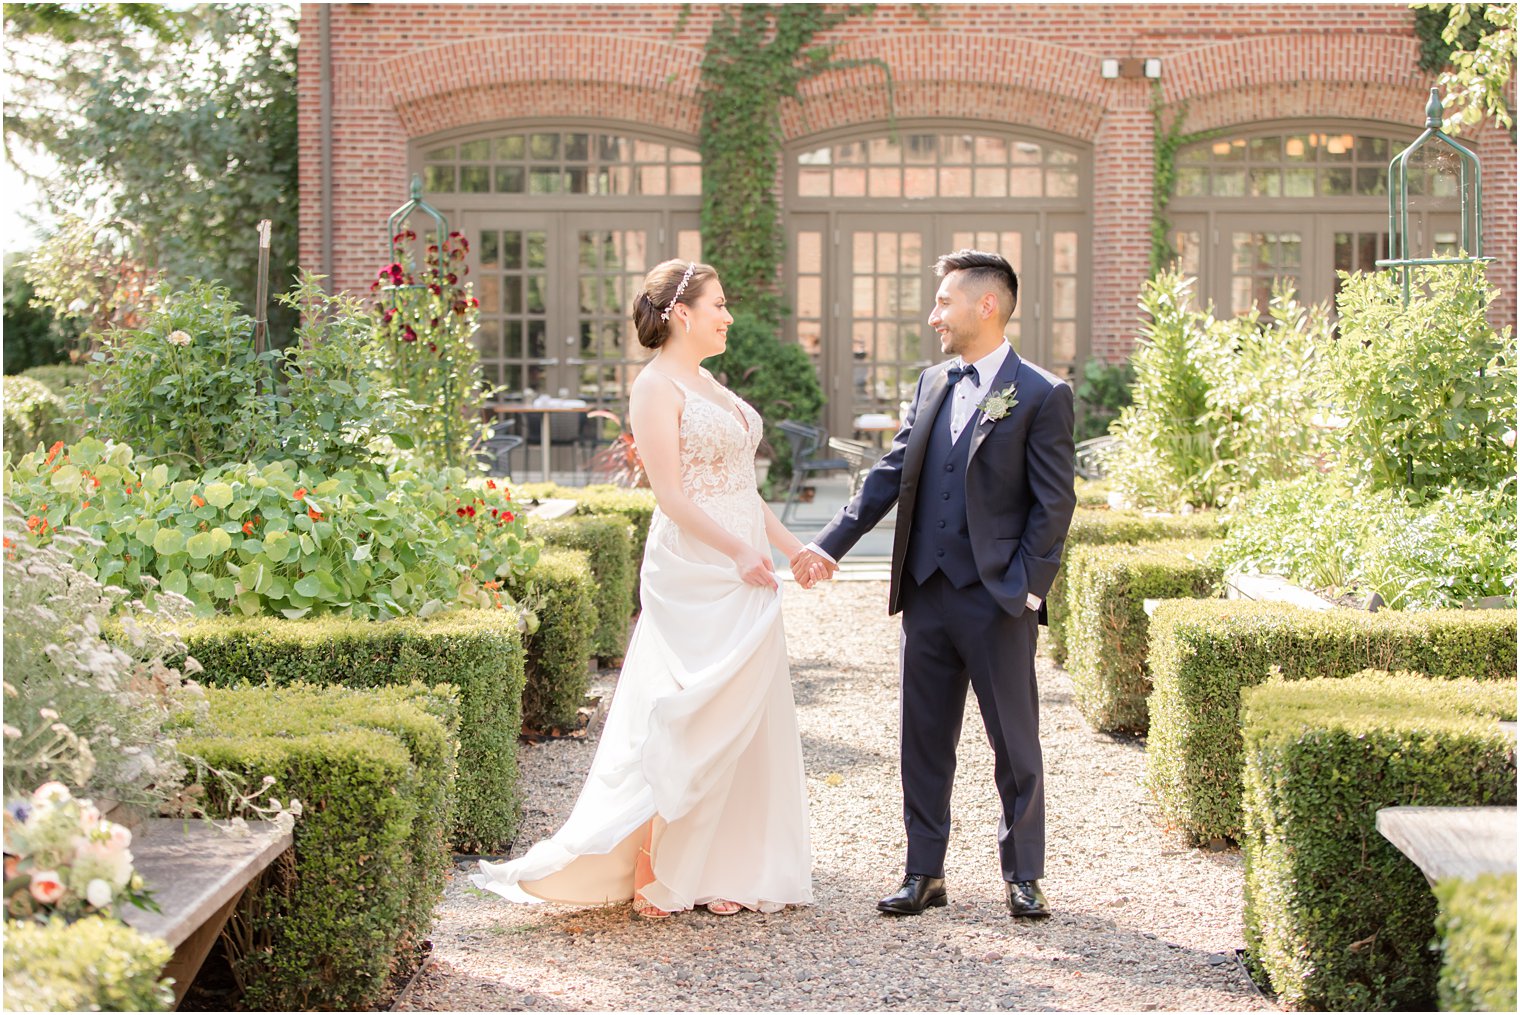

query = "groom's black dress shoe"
1005;879;1050;918
877;874;947;915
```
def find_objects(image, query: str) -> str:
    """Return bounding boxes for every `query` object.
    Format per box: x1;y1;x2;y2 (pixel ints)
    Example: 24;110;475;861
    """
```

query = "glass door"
562;212;663;407
939;214;1037;355
1215;214;1315;315
834;215;931;436
474;213;555;397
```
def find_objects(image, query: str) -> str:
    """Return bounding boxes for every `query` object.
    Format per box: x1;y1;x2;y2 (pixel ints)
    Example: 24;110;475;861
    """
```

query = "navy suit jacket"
816;350;1077;618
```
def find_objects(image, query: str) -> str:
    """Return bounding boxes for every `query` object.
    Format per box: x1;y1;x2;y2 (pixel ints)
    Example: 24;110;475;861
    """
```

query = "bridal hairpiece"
659;262;698;322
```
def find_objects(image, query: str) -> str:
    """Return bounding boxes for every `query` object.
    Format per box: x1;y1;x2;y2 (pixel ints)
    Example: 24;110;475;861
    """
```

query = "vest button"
936;548;945;557
945;463;954;472
937;520;946;529
941;492;950;500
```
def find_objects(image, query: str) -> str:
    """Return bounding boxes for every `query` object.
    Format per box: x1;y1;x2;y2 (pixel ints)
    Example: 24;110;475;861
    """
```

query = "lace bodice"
671;373;763;503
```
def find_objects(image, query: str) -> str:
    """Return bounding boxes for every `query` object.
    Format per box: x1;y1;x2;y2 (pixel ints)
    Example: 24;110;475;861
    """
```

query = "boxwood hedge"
179;682;457;1011
528;512;634;661
1240;672;1516;1010
1146;599;1516;842
177;609;525;852
1435;872;1518;1012
1064;539;1222;733
1046;507;1227;665
508;545;598;733
516;483;656;601
1;915;174;1012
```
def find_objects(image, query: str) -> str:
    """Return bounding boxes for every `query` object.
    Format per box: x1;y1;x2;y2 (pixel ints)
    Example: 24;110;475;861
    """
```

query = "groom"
794;249;1076;918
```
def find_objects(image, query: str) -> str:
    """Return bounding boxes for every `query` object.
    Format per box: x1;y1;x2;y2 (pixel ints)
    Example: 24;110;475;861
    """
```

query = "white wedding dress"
473;371;813;913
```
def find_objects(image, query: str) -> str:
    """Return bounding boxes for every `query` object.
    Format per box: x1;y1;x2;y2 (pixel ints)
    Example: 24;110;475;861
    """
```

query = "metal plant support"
1375;87;1493;303
381;175;462;464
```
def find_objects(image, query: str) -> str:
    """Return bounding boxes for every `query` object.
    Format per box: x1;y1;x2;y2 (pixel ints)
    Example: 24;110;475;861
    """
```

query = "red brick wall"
299;2;1517;357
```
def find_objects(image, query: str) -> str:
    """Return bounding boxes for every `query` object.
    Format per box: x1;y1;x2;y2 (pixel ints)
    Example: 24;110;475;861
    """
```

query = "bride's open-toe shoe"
632;893;672;920
706;899;743;916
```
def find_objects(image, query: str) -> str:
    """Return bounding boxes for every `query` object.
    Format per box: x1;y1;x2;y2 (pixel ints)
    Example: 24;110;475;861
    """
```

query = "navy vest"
905;389;980;588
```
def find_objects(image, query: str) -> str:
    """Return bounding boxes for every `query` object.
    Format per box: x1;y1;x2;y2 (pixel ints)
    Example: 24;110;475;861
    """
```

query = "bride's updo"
633;258;718;350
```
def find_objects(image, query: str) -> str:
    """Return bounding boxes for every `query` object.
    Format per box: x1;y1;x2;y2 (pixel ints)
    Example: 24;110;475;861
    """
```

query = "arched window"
1166;124;1460;315
786;125;1088;437
415;124;702;406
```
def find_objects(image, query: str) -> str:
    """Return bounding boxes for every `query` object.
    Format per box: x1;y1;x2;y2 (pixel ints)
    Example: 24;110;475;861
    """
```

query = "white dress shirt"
948;341;1013;443
801;342;1040;610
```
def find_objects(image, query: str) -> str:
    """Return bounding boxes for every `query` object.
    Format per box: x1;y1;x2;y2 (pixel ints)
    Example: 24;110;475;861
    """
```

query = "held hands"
789;548;838;590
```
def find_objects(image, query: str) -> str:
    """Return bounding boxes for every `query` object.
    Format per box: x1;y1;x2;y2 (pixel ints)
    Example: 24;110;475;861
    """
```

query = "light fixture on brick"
1101;57;1160;79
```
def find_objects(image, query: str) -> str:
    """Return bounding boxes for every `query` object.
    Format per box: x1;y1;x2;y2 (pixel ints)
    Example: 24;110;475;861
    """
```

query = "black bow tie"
946;363;979;386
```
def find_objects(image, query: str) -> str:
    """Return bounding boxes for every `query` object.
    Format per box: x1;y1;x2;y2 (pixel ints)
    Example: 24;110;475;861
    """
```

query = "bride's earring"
683;317;691;336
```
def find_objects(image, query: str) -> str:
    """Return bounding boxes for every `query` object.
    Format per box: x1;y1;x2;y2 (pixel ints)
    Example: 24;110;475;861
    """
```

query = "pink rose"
29;870;64;904
30;783;70;807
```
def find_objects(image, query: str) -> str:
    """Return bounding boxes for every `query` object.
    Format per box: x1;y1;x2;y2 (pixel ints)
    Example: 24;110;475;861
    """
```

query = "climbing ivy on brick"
694;3;888;326
1150;83;1222;276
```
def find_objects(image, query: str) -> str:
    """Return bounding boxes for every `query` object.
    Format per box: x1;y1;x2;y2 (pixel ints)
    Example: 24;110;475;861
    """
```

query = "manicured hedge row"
528;512;634;661
1046;507;1227;665
1;915;174;1012
516;483;656;600
1065;539;1222;733
2;375;73;455
1240;672;1516;1010
1147;600;1517;843
508;545;598;733
177;609;524;852
1435;872;1518;1012
180;682;457;1011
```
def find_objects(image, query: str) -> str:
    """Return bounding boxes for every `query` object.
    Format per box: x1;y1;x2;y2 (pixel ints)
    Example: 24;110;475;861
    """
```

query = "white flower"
86;878;114;908
1504;429;1516;449
31;782;71;807
165;330;192;347
67;298;89;314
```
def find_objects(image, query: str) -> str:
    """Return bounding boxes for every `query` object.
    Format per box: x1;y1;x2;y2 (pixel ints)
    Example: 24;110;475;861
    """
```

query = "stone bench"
118;818;292;1007
1376;805;1518;885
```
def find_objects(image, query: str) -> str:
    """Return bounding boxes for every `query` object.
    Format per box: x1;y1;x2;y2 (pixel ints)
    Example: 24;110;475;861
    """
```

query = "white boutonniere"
979;383;1018;424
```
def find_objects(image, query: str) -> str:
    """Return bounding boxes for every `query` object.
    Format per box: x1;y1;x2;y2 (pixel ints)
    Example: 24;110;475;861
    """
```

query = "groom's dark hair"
935;249;1018;324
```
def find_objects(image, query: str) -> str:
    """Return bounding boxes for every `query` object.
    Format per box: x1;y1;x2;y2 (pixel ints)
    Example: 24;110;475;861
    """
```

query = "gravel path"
399;581;1275;1012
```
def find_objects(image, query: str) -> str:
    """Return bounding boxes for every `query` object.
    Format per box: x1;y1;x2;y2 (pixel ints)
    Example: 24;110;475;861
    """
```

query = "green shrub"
528;512;634;660
2;375;74;456
509;546;597;732
1105;272;1328;510
1146;599;1517;842
1065;539;1223;733
179;682;457;1011
18;363;91;397
1215;472;1516;609
177;609;523;852
1240;672;1516;1009
1073;477;1114;508
1327;263;1515;499
5;437;537;619
1073;357;1133;444
1435;872;1518;1012
706;309;825;483
87;277;415;473
1046;506;1227;666
1;914;174;1011
517;483;656;602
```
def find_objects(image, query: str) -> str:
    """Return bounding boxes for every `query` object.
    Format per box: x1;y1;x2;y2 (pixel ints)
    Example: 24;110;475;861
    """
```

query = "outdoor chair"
1074;434;1118;481
478;432;526;478
524;410;601;481
826;436;878;498
777;419;849;524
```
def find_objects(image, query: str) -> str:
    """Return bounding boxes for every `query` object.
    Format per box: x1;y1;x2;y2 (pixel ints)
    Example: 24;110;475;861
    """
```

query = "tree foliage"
5;3;299;337
1412;2;1516;134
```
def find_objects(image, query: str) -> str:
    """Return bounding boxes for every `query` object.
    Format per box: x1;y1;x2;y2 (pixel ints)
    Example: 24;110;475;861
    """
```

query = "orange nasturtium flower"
191;495;206;508
242;521;256;535
43;441;64;466
294;488;307;501
307;507;323;521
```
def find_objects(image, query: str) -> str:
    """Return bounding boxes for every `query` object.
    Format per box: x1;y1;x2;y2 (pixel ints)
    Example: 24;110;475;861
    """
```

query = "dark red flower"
429;284;443;296
456;507;467;517
452;299;468;315
403;325;418;342
445;273;458;285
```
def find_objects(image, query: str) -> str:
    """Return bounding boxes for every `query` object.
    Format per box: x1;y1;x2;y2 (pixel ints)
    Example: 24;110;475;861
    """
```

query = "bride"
474;259;825;918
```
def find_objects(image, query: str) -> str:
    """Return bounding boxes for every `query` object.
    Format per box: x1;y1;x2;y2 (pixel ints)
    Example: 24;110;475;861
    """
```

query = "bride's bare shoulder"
630;368;683;411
